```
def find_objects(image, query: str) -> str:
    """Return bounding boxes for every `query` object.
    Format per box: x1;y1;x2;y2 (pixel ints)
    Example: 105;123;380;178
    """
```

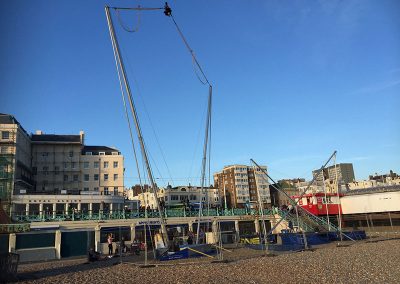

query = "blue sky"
1;0;399;186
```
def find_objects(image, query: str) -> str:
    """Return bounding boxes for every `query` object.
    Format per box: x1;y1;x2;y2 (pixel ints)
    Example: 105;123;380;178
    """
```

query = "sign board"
137;220;161;226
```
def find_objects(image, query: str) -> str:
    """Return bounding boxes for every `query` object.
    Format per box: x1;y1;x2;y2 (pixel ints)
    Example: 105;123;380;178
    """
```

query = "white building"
80;146;124;196
136;185;221;209
0;113;126;216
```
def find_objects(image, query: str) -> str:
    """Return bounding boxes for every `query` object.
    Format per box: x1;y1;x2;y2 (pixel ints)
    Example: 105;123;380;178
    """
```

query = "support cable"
109;26;144;190
170;14;210;86
115;7;141;33
115;7;176;187
108;9;154;264
164;4;213;242
105;7;169;250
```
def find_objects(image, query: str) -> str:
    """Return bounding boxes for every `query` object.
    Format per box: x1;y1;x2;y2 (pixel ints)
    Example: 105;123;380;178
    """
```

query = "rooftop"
82;145;120;155
0;113;30;136
31;134;82;143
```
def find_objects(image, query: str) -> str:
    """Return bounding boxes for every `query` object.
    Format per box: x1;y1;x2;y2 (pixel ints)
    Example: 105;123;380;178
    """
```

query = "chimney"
79;130;85;144
35;130;43;135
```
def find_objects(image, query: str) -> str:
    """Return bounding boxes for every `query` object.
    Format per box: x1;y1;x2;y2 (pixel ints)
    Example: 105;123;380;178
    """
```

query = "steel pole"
105;6;168;247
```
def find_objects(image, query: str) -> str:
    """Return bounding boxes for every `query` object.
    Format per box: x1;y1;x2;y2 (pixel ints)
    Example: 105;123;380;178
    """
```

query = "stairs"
276;208;340;233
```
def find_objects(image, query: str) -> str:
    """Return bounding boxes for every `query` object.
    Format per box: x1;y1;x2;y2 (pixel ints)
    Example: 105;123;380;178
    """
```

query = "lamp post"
223;181;228;211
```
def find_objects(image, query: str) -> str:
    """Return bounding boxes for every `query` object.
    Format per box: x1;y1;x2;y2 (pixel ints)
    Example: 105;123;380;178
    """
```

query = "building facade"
214;164;271;208
0;113;125;216
312;163;355;193
136;185;221;209
312;163;355;184
31;131;84;194
80;146;124;196
0;114;33;214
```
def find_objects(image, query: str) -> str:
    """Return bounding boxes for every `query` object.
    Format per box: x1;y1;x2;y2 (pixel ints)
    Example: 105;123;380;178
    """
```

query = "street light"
223;181;228;210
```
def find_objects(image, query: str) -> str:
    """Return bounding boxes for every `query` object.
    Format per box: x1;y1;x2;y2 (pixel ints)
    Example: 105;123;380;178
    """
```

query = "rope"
170;14;210;86
108;10;144;190
115;7;141;33
192;56;207;85
128;72;176;187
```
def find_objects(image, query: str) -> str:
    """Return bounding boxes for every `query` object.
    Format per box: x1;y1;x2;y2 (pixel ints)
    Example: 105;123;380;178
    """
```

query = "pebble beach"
17;238;400;284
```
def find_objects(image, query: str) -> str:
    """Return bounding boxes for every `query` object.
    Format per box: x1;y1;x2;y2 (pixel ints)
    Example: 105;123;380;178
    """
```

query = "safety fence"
11;208;275;223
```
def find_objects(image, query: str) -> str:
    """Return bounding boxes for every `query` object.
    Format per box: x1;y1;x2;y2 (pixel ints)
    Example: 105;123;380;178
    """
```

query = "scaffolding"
0;128;16;221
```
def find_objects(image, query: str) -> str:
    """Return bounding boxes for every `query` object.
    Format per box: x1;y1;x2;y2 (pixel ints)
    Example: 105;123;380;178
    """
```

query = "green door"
61;231;94;258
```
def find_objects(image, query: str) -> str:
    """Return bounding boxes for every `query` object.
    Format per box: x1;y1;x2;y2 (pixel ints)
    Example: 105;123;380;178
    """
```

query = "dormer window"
85;152;92;155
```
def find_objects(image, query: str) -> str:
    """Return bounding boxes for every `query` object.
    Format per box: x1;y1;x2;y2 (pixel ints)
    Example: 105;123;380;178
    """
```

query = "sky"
1;0;399;187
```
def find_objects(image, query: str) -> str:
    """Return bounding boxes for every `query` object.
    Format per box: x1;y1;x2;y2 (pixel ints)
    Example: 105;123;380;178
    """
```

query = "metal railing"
276;208;340;232
11;208;275;223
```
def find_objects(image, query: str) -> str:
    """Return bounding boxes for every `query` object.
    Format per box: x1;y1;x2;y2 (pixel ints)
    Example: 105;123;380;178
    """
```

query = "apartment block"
312;163;355;184
81;146;124;196
214;164;271;208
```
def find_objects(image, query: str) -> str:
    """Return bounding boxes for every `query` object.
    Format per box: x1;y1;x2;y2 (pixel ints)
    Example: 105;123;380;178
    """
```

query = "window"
94;161;99;169
83;187;89;191
99;152;105;156
103;161;109;168
112;152;118;155
85;152;92;155
71;162;76;169
43;166;48;175
55;166;59;175
171;195;178;201
94;174;99;181
42;152;49;157
64;175;69;182
104;187;109;195
84;174;89;181
83;162;89;169
2;131;10;139
104;174;109;181
114;187;118;195
113;174;118;181
94;187;99;192
73;174;78;182
63;162;68;169
69;151;74;157
113;161;118;168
